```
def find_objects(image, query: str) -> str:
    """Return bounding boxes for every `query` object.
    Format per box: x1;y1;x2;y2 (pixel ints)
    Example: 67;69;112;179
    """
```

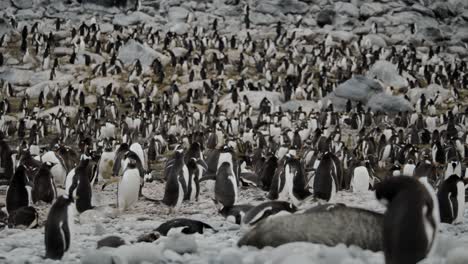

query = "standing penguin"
117;152;141;212
215;162;238;208
44;195;75;260
68;154;94;213
313;152;340;201
32;162;57;204
351;163;370;192
162;149;186;212
6;165;32;214
437;174;465;224
375;176;439;264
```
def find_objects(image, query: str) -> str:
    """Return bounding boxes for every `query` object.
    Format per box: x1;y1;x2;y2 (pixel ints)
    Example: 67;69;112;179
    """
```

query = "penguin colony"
0;1;467;263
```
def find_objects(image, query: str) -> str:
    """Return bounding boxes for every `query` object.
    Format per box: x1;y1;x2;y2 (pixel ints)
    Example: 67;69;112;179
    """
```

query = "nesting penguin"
44;195;75;260
437;174;465;224
376;176;439;264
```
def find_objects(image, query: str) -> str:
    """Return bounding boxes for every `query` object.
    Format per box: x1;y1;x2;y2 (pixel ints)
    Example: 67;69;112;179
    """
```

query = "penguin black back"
6;165;31;214
375;176;438;264
45;195;74;260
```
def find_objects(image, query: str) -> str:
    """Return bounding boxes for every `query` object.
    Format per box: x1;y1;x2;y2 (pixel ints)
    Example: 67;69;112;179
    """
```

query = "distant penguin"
242;201;297;229
313;152;340;201
117;152;141;212
437;174;465;224
376;176;439;264
7;206;39;229
6;165;32;214
32;162;57;204
155;218;216;236
215;162;238;208
44;195;75;260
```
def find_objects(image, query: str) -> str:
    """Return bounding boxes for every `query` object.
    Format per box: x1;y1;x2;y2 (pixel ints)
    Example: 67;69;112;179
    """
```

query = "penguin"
437;174;465;224
32;161;57;204
375;176;439;264
242;201;297;229
155;218;216;236
351;163;370;192
117;152;141;212
7;206;39;229
44;195;75;260
270;155;311;205
218;204;254;224
313;152;340;201
162;149;186;212
68;154;94;213
215;162;238;209
6;165;32;214
260;154;278;191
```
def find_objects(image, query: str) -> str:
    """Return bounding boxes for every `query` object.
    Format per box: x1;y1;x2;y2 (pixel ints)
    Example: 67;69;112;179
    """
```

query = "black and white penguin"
0;134;14;183
313;152;340;201
437;174;465;224
162;149;186;212
242;201;297;229
6;165;32;214
270;155;311;205
32;161;57;204
117;152;141;212
155;218;216;236
375;176;439;264
215;162;238;209
219;204;254;224
351;162;371;192
7;206;38;229
68;154;94;213
260;154;278;191
44;195;75;260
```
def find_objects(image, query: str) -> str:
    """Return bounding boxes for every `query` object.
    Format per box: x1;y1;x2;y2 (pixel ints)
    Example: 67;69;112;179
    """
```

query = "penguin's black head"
375;176;421;206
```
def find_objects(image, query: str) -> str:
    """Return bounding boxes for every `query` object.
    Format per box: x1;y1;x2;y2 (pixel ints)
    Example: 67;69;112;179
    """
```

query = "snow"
1;181;466;264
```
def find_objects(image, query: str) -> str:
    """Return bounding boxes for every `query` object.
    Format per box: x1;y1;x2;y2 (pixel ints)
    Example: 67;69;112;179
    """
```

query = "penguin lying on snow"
375;176;439;264
437;174;465;224
218;204;254;224
155;218;216;236
44;195;75;260
238;204;383;251
242;201;297;229
7;206;39;229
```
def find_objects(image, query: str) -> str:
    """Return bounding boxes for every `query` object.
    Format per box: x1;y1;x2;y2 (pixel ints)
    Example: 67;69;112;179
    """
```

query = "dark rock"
137;232;160;243
317;9;335;27
431;2;456;19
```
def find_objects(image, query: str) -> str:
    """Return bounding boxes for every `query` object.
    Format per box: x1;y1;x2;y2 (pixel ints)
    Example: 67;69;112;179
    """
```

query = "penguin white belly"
51;164;67;187
175;179;184;209
402;164;415;177
228;174;238;205
285;166;299;206
351;166;370;192
454;181;465;224
130;143;147;171
118;169;141;212
98;152;115;181
65;169;76;196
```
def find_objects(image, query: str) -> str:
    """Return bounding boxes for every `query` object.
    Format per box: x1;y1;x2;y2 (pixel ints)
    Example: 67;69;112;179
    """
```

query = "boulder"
367;60;408;89
334;75;383;103
117;39;170;67
317;9;335;27
335;2;359;18
168;6;189;23
11;0;33;9
367;94;413;113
